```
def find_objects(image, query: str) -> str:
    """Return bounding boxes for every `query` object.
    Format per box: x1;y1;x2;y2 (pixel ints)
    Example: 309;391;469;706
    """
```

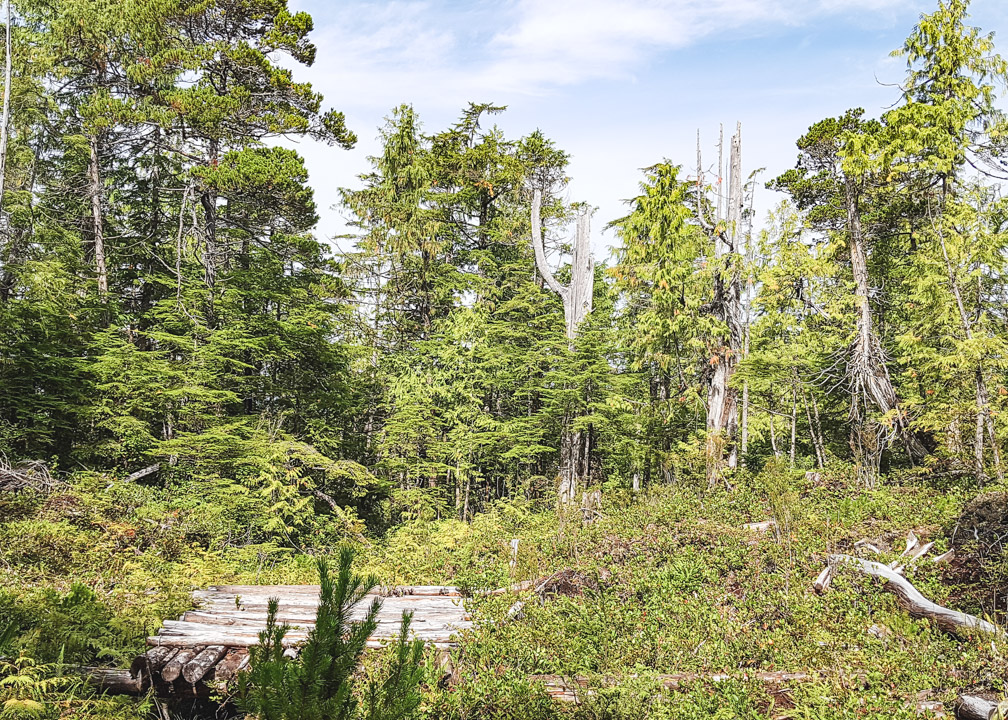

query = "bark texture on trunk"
530;189;594;343
696;124;745;483
844;176;920;481
88;133;108;300
531;188;596;504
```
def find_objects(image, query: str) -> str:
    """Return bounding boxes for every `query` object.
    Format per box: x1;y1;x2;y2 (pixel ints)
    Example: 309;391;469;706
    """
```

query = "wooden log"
934;549;955;564
813;565;834;594
182;645;228;685
129;645;176;679
161;647;198;683
828;555;1006;638
210;649;249;685
956;695;1001;720
79;667;143;694
195;585;462;598
123;463;160;483
148;632;456;650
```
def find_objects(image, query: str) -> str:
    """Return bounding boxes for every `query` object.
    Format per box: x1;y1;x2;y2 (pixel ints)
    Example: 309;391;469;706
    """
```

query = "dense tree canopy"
0;0;1007;522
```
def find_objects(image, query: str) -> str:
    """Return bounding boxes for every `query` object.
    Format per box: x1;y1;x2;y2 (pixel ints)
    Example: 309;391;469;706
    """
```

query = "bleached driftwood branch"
828;554;1005;639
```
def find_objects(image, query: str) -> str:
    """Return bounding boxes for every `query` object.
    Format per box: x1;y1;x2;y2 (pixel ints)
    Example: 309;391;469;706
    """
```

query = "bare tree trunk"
804;390;824;468
697;125;745;483
844;176;919;477
0;0;11;215
530;189;594;343
531;188;596;504
789;385;797;467
88;133;108;300
740;225;753;463
463;468;472;522
200;138;219;324
454;462;461;518
769;398;780;458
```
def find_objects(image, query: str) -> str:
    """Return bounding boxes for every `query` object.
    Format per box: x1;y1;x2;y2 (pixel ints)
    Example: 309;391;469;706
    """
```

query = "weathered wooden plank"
149;633;457;650
159;618;470;637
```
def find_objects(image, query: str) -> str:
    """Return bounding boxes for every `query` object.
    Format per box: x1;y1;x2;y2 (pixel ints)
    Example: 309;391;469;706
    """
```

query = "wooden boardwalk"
130;584;471;695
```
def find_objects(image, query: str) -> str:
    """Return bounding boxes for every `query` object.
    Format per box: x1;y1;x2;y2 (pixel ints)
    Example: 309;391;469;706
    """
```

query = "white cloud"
285;0;934;246
294;0;923;110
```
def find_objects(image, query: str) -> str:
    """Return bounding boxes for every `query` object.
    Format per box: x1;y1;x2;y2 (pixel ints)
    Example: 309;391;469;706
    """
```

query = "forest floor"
1;462;1006;719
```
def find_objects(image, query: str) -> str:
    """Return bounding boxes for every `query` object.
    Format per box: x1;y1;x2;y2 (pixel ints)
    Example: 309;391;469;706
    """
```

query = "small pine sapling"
237;547;425;720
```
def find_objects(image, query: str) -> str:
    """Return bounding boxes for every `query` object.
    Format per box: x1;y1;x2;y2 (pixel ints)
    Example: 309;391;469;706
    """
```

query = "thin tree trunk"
806;389;822;461
769;399;780;458
804;390;824;468
201;138;219;324
463;469;471;522
789;385;797;467
934;210;1002;481
88;133;108;300
0;0;11;215
741;328;750;461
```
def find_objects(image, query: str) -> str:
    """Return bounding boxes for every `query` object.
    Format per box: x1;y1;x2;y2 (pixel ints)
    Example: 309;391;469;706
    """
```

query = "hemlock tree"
884;0;1008;479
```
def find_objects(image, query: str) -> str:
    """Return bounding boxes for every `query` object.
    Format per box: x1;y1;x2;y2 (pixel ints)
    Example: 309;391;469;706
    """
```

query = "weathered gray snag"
530;189;594;343
695;124;745;482
956;695;1002;720
531;188;596;504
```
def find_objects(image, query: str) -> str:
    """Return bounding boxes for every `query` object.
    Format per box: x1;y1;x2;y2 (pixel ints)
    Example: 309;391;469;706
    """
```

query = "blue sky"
285;0;1007;259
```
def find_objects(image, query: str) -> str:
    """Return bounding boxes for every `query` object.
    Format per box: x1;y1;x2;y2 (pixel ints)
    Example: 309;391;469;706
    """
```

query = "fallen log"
828;555;1006;639
182;645;228;685
123;463;160;483
78;667;144;695
161;648;198;683
956;695;1004;720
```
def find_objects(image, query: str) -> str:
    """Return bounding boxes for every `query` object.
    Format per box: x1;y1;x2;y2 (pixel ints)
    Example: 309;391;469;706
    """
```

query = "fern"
0;654;78;719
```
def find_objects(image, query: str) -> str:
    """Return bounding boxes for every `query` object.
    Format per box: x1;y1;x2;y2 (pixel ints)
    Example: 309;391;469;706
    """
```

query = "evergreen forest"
0;1;1007;718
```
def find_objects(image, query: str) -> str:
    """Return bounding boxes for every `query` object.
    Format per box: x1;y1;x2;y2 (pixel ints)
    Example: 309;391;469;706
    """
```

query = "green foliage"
237;548;424;720
1;1;1008;718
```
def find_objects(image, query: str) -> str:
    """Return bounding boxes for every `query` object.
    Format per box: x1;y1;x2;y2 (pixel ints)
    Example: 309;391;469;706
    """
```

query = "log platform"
129;584;471;696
